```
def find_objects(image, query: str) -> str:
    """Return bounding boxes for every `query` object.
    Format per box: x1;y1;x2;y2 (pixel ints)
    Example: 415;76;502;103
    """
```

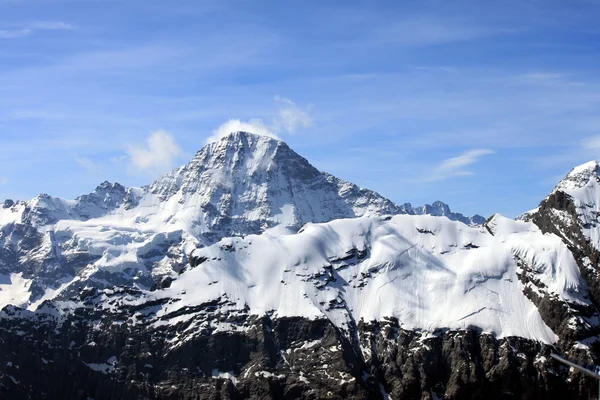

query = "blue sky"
1;0;599;218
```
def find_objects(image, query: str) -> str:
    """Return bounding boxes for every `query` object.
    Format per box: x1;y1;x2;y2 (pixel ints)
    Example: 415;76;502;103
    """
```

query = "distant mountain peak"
401;200;486;226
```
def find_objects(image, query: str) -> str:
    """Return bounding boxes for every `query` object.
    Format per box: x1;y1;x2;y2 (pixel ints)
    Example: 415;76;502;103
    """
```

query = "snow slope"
0;132;408;309
552;161;600;250
1;131;586;345
92;213;588;345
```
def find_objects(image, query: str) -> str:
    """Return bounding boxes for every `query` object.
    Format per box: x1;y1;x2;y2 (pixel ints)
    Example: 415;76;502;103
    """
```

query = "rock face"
518;162;600;374
521;162;600;308
0;302;594;400
1;133;600;399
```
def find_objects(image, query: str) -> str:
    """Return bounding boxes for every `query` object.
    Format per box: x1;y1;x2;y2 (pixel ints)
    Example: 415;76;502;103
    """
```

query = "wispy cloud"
0;29;31;39
373;17;515;47
30;21;74;30
426;149;494;181
582;135;600;150
272;96;313;134
74;156;103;175
126;130;183;175
206;96;313;143
0;21;73;39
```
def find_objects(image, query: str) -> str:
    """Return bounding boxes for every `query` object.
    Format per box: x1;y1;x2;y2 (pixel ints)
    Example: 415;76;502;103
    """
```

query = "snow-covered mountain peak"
554;160;600;194
143;130;401;240
149;131;318;199
544;160;600;252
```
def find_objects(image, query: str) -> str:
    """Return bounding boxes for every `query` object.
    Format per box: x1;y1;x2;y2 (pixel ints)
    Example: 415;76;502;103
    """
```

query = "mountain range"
0;131;599;400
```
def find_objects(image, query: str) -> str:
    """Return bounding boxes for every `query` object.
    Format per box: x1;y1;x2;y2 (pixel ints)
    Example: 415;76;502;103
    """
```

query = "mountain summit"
145;131;404;240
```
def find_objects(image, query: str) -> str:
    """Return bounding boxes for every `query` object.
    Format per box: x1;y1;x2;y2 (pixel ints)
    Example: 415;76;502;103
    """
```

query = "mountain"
0;132;487;312
522;161;600;249
1;213;594;399
2;133;599;399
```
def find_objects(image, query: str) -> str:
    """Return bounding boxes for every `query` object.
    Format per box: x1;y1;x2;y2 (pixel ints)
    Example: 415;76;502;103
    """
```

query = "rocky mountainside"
1;132;599;399
520;161;600;350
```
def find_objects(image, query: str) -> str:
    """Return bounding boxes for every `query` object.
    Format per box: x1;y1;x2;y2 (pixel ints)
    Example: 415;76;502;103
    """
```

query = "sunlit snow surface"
0;132;406;309
0;137;595;346
0;273;32;309
1;212;590;344
553;161;600;250
126;213;586;344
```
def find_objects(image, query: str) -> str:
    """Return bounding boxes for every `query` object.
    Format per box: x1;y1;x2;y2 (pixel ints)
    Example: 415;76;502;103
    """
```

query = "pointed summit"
147;131;402;240
523;160;600;257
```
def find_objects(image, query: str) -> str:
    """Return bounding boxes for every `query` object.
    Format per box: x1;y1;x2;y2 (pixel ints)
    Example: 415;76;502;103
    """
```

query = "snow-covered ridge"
551;160;600;250
48;213;589;345
0;181;144;228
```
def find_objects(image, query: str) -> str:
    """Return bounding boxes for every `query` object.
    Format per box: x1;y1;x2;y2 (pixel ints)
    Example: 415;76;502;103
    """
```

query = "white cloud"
30;22;74;30
206;119;280;143
272;96;313;133
206;96;313;143
0;177;7;185
427;149;494;181
127;130;183;174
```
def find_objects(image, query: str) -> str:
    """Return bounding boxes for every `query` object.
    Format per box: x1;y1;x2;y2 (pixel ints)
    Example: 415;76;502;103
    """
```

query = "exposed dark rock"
0;303;597;400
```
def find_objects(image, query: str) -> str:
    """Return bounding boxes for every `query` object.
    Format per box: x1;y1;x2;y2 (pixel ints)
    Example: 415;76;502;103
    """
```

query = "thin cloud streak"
0;21;73;39
582;135;600;150
30;21;74;30
425;149;494;182
0;29;31;39
373;17;516;47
